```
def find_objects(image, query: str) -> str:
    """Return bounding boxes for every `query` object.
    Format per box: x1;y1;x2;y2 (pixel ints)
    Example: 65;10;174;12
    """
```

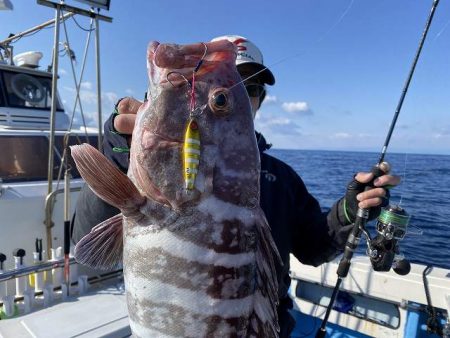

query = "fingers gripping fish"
71;39;280;338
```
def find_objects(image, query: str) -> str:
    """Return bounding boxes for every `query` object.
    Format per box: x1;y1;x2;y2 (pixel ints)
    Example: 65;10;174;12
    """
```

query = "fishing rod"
316;1;441;337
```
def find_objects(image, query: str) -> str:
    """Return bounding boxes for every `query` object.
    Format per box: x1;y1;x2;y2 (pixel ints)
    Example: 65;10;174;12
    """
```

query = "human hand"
113;97;142;134
344;169;401;222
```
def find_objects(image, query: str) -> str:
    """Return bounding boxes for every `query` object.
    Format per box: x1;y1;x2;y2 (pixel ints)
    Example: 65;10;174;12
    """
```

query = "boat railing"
0;257;75;283
44;186;81;257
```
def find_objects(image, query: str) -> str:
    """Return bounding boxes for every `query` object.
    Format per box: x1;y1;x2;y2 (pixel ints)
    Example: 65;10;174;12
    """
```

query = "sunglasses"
245;83;266;99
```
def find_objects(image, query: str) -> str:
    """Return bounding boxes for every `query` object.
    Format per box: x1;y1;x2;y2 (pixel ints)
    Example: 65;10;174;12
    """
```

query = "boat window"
2;71;64;111
0;135;61;182
0;77;5;107
54;135;99;179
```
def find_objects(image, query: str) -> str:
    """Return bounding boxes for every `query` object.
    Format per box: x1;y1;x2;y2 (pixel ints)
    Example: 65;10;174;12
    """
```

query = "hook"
166;71;191;88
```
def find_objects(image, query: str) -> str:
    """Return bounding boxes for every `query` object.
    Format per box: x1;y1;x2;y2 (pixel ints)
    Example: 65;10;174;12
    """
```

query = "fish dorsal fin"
70;144;145;214
75;213;123;271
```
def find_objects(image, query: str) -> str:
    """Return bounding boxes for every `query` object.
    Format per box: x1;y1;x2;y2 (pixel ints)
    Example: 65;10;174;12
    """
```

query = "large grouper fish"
71;39;280;337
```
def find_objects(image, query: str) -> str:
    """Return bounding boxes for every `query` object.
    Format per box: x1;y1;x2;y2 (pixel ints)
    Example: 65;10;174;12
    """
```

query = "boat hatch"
295;279;401;329
0;134;98;183
0;66;68;130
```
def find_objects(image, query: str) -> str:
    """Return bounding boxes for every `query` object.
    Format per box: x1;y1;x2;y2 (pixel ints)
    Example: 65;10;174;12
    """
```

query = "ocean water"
268;149;450;270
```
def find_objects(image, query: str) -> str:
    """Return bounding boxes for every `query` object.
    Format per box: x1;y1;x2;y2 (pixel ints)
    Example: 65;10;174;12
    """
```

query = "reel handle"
393;258;411;275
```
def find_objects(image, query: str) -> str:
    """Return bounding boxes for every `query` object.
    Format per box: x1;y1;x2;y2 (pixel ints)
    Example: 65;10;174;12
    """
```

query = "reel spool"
376;205;411;240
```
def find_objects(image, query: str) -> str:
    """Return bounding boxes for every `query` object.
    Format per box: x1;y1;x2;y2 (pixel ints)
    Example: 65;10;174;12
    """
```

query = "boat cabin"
0;56;97;183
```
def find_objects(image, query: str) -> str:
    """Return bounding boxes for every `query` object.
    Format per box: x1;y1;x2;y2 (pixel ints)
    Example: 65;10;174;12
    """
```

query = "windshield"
0;135;98;182
1;71;64;111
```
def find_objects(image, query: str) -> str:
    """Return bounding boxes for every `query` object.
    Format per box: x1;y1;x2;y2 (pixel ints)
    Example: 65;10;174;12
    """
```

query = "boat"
1;253;449;337
1;2;449;338
290;256;450;337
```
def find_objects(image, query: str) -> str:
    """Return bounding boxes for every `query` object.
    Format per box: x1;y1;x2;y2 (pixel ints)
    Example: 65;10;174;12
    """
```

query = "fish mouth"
135;128;183;208
142;129;182;150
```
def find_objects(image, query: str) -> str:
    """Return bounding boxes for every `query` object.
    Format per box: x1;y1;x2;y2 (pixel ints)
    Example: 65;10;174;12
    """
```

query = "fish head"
130;40;260;209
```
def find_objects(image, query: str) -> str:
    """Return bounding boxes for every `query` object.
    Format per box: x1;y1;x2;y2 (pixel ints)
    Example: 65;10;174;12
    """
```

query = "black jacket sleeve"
71;113;129;243
260;152;352;269
71;184;120;244
290;178;353;267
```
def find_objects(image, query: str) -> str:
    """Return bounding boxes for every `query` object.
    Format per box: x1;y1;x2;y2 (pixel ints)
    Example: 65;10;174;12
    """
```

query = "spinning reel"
363;204;412;275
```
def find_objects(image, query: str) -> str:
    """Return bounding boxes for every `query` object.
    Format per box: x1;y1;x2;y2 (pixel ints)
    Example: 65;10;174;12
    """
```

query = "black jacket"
72;114;352;337
256;133;352;336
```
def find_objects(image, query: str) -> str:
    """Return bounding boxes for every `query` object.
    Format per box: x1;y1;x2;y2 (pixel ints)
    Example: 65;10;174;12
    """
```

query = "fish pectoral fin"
70;144;145;213
74;213;123;271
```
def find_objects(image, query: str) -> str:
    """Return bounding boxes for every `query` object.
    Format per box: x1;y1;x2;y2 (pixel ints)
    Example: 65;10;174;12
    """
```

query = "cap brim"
237;62;275;86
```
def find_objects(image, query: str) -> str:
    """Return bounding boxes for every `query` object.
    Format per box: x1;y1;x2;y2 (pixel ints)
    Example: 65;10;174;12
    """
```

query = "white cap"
211;35;275;85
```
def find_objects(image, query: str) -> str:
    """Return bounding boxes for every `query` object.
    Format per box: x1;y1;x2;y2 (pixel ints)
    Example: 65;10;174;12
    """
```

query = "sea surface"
267;149;450;270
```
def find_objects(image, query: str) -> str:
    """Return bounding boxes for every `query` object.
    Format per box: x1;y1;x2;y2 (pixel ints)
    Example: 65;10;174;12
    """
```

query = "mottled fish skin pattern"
76;40;280;337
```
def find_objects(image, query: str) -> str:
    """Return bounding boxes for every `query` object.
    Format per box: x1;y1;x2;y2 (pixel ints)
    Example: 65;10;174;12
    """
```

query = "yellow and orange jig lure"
183;118;200;190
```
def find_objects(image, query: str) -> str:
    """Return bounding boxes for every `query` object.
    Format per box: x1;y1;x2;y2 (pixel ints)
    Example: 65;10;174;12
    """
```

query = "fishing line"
433;16;450;41
391;154;426;237
315;0;355;44
228;0;356;90
398;153;408;206
392;154;424;237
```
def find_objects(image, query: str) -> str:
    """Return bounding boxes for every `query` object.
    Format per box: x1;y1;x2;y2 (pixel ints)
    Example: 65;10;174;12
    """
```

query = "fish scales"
71;39;280;337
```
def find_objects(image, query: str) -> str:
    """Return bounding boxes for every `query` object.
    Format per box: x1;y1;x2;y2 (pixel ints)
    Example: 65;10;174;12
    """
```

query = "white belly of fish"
123;221;258;338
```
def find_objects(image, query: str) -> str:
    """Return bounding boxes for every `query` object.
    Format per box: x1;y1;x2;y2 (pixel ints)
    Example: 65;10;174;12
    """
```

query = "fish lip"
142;128;183;150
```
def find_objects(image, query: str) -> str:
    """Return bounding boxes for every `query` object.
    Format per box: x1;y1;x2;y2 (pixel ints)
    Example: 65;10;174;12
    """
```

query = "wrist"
343;198;354;224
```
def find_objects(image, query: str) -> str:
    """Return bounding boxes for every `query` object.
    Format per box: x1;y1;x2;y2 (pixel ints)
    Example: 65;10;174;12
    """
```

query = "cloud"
102;91;119;106
263;95;277;104
72;113;97;128
62;85;119;125
433;132;450;139
63;86;118;106
332;132;351;139
256;117;302;136
80;81;93;90
329;105;352;116
59;69;67;76
281;101;312;115
125;88;135;95
437;126;450;135
80;90;97;104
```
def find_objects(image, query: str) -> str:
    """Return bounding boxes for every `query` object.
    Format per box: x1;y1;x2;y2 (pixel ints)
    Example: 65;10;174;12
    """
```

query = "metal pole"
0;258;76;283
0;12;74;46
46;3;61;256
64;163;71;295
95;13;103;152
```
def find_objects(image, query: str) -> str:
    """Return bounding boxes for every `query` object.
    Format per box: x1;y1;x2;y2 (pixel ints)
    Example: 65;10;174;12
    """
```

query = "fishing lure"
183;118;200;190
182;43;207;191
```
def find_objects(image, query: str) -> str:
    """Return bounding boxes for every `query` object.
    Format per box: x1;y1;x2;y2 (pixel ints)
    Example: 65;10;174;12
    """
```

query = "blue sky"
1;0;449;154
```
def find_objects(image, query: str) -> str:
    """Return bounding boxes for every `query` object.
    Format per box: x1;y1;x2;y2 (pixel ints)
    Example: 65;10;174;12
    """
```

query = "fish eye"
214;93;227;107
209;88;232;116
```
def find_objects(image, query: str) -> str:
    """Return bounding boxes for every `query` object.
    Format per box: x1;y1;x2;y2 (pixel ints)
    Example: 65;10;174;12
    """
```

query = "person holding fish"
72;36;400;337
